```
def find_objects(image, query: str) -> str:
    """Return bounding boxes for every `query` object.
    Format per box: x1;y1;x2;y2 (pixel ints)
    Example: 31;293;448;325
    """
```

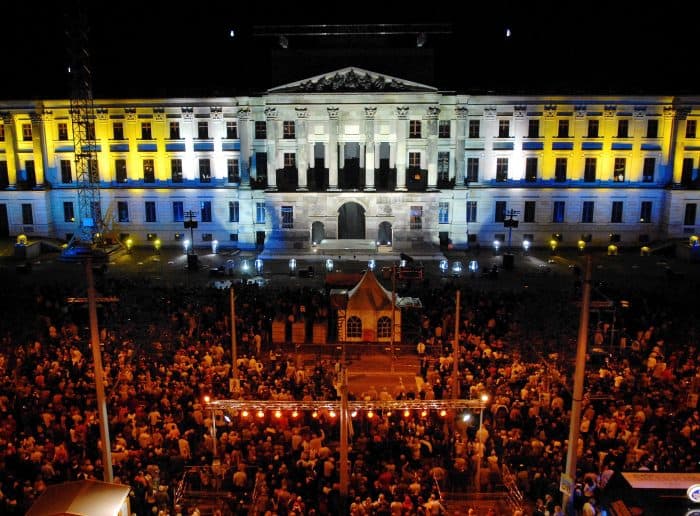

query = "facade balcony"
406;167;427;192
276;167;299;192
374;167;396;191
306;167;328;192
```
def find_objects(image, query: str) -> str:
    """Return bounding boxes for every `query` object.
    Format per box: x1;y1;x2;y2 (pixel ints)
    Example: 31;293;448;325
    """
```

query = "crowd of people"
0;267;699;515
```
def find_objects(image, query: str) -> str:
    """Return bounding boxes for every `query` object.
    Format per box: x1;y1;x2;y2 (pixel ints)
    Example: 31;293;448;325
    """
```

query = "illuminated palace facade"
1;68;699;251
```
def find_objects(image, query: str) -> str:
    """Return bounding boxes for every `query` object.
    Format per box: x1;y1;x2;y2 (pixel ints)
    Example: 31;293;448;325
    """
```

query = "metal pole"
230;287;238;385
86;259;113;482
563;255;592;512
452;290;460;400
476;405;484;492
211;409;217;458
339;367;349;509
391;264;396;373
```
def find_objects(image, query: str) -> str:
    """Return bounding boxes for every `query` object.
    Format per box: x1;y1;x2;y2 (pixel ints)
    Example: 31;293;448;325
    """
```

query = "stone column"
328;107;339;190
238;107;252;189
265;107;278;190
30;112;47;187
426;106;439;190
296;107;309;191
455;107;467;188
2;112;20;186
364;107;376;191
395;106;409;191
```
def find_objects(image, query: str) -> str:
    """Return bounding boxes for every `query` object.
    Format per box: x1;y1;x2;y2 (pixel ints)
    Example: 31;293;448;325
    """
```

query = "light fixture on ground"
468;260;479;273
240;259;250;273
493;240;501;254
439;259;449;275
578;239;586;253
183;239;190;254
154;238;161;254
325;258;334;272
549;239;558;254
367;259;376;271
451;261;463;276
125;238;133;254
522;240;530;253
288;258;297;275
255;258;263;274
211;239;218;254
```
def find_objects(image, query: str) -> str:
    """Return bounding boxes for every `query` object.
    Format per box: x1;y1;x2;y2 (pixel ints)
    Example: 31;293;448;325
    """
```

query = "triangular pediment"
268;67;437;93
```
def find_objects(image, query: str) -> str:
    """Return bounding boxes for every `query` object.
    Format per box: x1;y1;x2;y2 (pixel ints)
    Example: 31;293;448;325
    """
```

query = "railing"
501;464;524;512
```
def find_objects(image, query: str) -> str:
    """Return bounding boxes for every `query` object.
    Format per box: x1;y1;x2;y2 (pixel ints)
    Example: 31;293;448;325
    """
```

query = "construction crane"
62;1;104;258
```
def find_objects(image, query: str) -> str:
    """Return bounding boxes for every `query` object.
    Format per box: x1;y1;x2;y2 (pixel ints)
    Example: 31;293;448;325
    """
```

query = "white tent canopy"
27;480;130;516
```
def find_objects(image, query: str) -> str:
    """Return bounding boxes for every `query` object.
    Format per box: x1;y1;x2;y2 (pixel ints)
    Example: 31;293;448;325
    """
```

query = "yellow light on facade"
256;410;265;418
386;411;392;417
439;409;447;417
312;410;318;418
691;235;699;245
126;238;133;251
481;393;490;403
367;410;374;419
577;240;586;251
403;410;410;418
351;410;358;418
274;410;282;419
329;410;337;418
291;410;299;418
549;239;558;251
241;410;249;418
640;246;650;256
203;395;210;403
607;244;618;256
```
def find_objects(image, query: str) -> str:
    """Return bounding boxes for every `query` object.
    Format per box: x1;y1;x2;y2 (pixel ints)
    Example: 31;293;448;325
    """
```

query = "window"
143;159;155;183
640;201;652;223
552;201;566;223
437;152;449;181
587;119;599;138
173;201;184;222
684;203;697;226
168;121;180;139
643;157;655;182
113;122;124;140
555;157;567;182
171;159;183;183
346;316;362;339
524;201;536;223
63;201;74;222
408;152;421;169
226;121;238;139
114;159;127;183
468;120;480;138
527;119;540;138
525;157;537;182
60;160;72;183
256;202;266;224
377;316;392;339
22;123;32;141
141;122;152;140
687;120;697;139
58;123;68;141
230;233;238;242
682;158;694;185
0;123;4;141
200;200;212;222
283;153;296;168
614;158;626;182
581;201;594;223
496;157;508;182
438;120;450;138
466;201;477;223
227;158;239;182
495;201;506;223
229;201;239;223
611;201;623;223
409;206;423;229
584;158;597;182
22;203;33;224
409;120;422;138
438;202;449;224
617;119;629;138
498;120;510;138
199;159;211;183
255;121;267;139
283;120;295;139
281;206;294;228
0;161;8;188
557;119;569;138
466;158;479;182
647;119;658;138
117;201;129;222
88;159;99;182
145;201;156;222
198;121;209;139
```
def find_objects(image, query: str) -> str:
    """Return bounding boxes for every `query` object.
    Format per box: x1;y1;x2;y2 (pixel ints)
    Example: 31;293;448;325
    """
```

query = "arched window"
377;316;392;338
346;316;362;339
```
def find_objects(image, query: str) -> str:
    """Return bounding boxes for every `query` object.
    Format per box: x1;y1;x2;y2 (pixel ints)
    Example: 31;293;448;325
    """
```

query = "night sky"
2;1;695;100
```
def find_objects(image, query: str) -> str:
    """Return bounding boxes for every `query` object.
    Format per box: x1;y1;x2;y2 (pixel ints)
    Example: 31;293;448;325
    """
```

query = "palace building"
1;67;699;252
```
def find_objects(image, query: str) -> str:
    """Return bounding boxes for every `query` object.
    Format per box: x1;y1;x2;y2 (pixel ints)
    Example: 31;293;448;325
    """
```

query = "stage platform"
316;239;377;253
258;239;446;262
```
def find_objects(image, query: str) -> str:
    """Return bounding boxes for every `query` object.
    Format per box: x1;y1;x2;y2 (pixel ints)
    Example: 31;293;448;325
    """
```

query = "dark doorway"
256;231;266;248
378;221;392;245
0;204;8;237
338;202;365;239
340;143;362;189
312;221;325;244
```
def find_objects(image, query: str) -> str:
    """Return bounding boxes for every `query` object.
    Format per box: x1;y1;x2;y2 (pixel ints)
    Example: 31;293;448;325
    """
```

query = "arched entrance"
378;221;392;245
338;202;365;239
311;221;325;244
